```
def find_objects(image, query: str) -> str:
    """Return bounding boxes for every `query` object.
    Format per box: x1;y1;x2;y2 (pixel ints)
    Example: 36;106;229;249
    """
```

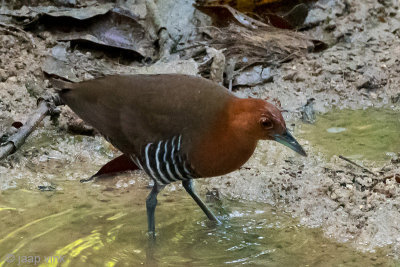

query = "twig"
174;43;207;53
196;25;223;34
0;96;62;160
338;155;377;176
145;0;173;60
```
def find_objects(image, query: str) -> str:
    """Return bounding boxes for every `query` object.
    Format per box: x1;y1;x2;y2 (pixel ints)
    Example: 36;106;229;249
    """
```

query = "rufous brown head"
258;101;306;156
231;98;307;157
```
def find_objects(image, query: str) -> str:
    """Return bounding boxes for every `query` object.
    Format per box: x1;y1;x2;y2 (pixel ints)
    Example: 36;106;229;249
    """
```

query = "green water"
300;108;400;162
0;173;395;267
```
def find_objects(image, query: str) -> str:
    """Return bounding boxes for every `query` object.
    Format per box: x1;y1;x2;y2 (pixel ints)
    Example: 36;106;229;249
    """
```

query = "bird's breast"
189;130;258;178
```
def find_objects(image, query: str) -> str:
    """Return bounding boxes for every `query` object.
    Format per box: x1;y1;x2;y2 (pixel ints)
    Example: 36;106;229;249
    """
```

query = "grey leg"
182;179;221;224
146;183;165;236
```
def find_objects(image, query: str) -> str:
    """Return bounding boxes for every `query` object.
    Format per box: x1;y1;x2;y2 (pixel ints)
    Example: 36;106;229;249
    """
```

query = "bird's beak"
274;130;307;157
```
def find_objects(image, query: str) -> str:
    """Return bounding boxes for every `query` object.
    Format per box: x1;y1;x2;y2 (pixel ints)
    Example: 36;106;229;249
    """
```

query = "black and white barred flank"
130;135;199;185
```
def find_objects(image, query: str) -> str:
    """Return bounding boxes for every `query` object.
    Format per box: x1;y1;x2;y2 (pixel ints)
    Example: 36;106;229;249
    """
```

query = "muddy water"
300;108;400;163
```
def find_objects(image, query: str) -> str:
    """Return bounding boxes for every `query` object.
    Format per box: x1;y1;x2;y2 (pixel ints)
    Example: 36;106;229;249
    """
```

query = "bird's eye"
260;118;273;129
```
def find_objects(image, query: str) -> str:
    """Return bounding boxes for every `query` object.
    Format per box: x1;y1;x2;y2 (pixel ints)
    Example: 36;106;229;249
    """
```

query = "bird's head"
231;98;307;157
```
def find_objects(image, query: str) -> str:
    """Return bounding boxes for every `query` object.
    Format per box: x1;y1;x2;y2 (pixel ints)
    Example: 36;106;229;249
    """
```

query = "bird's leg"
146;182;165;237
182;179;221;224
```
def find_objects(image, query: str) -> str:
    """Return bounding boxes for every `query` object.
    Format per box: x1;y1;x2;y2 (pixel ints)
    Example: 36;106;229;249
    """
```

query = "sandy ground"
1;0;400;258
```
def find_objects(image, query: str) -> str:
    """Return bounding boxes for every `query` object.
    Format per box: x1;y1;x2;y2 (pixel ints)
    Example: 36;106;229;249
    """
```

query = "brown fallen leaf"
208;24;316;70
196;0;316;29
2;4;155;58
196;0;287;12
194;4;268;29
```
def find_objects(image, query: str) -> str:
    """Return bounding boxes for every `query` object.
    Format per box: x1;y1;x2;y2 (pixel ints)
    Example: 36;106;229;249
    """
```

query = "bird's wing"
58;74;233;155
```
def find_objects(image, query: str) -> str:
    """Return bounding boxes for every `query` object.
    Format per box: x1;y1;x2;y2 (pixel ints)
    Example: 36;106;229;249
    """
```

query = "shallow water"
300;107;400;163
0;172;395;267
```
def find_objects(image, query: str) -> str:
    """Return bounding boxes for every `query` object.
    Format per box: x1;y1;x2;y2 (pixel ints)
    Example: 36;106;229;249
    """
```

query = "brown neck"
190;98;260;177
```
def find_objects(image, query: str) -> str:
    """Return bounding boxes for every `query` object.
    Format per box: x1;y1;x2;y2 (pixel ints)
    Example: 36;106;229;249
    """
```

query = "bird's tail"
49;78;76;92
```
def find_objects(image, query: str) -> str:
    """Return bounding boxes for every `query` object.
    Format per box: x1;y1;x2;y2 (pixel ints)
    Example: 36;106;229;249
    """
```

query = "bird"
54;74;306;235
